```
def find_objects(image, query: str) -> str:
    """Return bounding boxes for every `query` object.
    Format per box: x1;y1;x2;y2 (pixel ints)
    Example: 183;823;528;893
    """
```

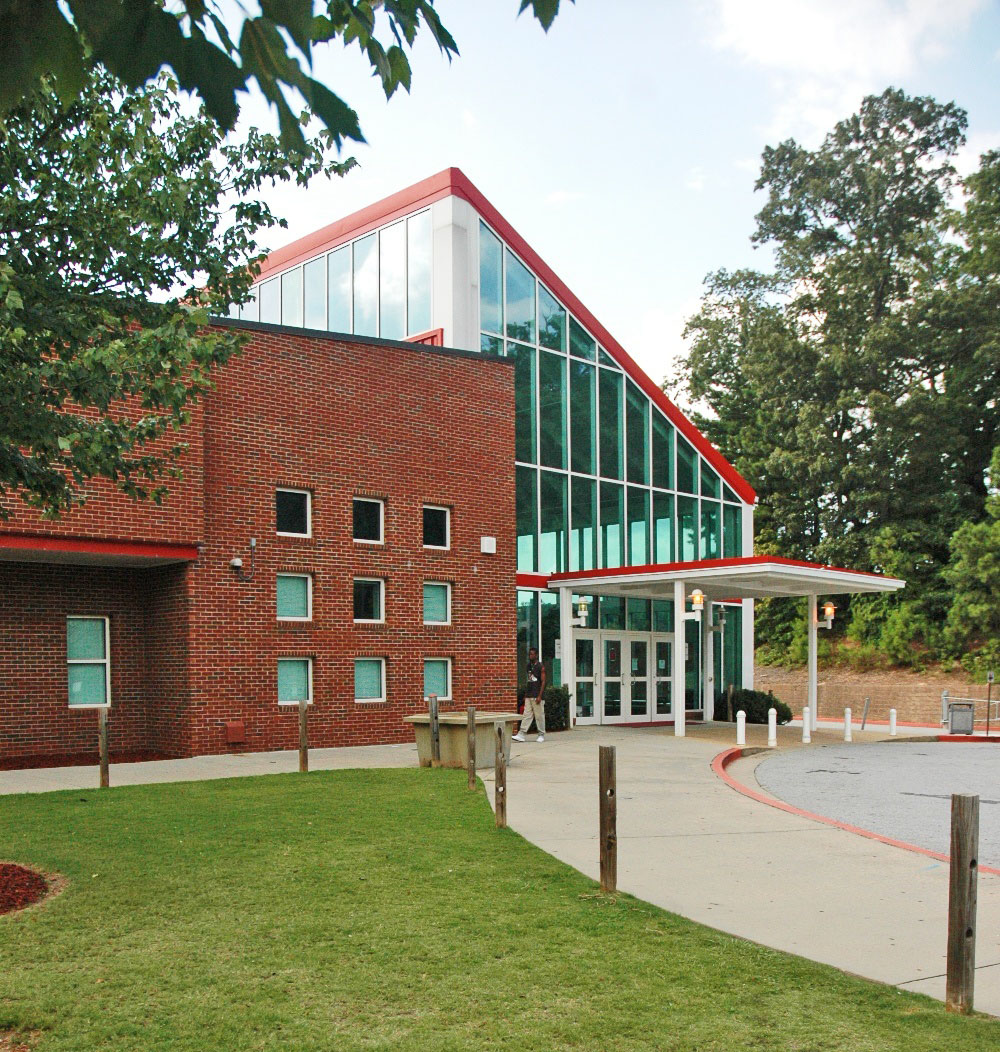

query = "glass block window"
67;617;109;707
516;466;538;572
277;574;311;620
569;359;596;474
538;285;566;351
511;342;536;464
677;436;697;494
480;221;503;335
505;249;535;343
724;502;743;558
276;489;311;536
538;351;567;469
423;582;451;625
653;492;675;564
379;220;406;340
570;475;597;572
422;506;450;549
277;658;312;705
600;481;624;569
328;245;351;332
354;658;385;703
303;257;326;329
259;277;280;323
281;267;302;326
407;211;432;335
701;500;721;559
569;316;596;361
353;498;384;543
353;233;378;337
423;658;451;700
652;411;674;490
625;382;649;485
627;486;649;566
539;470;568;574
353;578;384;623
599;369;623;480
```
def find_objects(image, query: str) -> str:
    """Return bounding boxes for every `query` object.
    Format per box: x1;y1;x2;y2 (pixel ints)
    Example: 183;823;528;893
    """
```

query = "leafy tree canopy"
0;0;569;152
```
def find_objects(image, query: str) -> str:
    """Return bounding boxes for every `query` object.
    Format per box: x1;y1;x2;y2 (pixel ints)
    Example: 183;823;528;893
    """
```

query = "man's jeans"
519;694;545;736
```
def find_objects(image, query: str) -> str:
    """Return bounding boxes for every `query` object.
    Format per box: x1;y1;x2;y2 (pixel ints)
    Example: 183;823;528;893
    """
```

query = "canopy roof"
548;556;905;601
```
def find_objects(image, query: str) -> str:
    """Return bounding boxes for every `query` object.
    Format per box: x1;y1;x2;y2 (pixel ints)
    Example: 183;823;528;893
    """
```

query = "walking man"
513;646;546;742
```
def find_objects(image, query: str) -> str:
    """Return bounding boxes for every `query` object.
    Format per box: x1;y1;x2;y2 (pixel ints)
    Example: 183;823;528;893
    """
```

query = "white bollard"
767;707;777;748
844;707;852;742
736;710;746;746
889;708;897;736
802;707;811;744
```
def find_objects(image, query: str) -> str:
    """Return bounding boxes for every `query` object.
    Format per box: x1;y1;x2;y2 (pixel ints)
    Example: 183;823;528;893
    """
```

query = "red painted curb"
711;746;1000;877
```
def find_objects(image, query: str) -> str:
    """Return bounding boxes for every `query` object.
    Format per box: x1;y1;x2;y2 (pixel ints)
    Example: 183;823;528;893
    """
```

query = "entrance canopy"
548;556;905;601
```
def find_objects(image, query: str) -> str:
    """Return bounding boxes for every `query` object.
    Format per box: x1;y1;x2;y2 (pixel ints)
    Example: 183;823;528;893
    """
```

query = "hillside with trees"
674;89;1000;680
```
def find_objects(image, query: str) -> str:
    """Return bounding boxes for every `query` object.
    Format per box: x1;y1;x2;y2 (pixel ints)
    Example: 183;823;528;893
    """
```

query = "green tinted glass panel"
407;211;432;335
281;267;302;326
598;347;618;368
505;249;535;343
68;663;106;706
569;359;596;475
517;590;539;687
511;342;536;463
277;576;309;618
424;659;449;698
259;277;280;323
67;618;105;660
539;470;567;574
538;285;566;351
723;482;739;504
724;502;743;558
724;609;743;688
423;583;449;623
685;619;701;709
599;595;625;630
239;285;259;322
653;492;674;563
569;317;596;360
625;382;649;484
379;221;405;340
479;222;503;334
599;481;624;568
353;233;378;337
540;591;560;686
678;495;698;561
354;659;382;700
652;411;674;490
481;334;502;356
538;351;566;469
627;486;649;566
701;460;721;499
701;500;721;559
570;475;597;572
627;598;651;632
328;245;351;332
677;435;697;494
278;659;310;703
652;600;674;633
516;466;537;572
599;369;623;480
303;257;326;329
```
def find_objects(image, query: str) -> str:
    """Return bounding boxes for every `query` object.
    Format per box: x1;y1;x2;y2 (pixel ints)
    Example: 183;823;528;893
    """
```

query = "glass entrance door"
574;634;597;725
629;639;649;718
654;637;673;718
602;635;627;724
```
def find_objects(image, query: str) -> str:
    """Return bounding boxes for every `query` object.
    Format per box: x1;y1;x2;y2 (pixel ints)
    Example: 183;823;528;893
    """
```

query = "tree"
0;1;568;152
0;67;346;516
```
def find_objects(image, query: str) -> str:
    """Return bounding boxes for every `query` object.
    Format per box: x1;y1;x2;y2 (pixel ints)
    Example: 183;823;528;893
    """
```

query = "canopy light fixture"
689;588;705;612
575;597;591;625
818;600;836;630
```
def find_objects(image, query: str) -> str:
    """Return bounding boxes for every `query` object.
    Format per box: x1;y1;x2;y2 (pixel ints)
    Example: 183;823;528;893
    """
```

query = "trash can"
948;702;975;735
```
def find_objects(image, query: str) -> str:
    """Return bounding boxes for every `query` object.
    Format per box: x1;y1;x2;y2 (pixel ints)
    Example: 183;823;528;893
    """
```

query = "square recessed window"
423;582;451;625
353;498;384;543
276;488;311;536
423;505;450;549
354;658;385;702
423;658;451;701
277;657;312;705
67;616;110;707
277;574;311;620
353;578;384;623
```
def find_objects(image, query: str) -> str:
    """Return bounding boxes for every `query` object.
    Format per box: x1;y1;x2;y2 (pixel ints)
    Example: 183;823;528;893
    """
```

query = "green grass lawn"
1;769;998;1051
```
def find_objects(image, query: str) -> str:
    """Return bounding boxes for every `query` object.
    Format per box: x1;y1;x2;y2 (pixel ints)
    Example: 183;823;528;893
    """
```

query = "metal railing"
941;690;1000;730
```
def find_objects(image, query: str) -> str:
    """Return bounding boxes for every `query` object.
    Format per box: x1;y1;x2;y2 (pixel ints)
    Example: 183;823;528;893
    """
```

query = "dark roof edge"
209;316;513;365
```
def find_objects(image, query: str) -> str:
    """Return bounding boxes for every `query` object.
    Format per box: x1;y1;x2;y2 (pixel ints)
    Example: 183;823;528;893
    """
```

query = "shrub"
517;685;571;732
728;687;792;725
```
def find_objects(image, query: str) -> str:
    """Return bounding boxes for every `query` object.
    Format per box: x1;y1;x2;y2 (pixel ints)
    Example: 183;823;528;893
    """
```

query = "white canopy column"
673;579;686;737
807;594;818;732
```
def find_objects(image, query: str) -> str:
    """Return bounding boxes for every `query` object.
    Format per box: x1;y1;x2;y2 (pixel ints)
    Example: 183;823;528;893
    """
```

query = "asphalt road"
756;741;1000;869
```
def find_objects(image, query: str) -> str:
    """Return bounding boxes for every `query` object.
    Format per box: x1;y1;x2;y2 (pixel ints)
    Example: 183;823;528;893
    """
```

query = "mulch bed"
0;863;49;915
1;749;170;771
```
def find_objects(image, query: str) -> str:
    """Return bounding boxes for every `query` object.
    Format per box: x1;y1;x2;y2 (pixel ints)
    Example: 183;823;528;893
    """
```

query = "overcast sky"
234;0;1000;386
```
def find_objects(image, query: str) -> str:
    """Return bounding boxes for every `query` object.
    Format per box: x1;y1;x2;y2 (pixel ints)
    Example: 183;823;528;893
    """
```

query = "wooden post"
428;694;441;768
946;793;979;1013
726;683;734;723
298;697;308;773
466;706;477;790
599;745;617;893
98;708;109;789
494;723;507;828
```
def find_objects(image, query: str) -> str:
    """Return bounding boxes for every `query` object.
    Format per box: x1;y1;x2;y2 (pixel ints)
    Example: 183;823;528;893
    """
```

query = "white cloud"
955;129;1000;177
707;0;988;143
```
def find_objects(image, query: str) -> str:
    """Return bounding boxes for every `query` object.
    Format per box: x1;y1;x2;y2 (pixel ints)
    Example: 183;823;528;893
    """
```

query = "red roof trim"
515;572;550;589
548;555;903;585
0;534;200;561
256;168;757;503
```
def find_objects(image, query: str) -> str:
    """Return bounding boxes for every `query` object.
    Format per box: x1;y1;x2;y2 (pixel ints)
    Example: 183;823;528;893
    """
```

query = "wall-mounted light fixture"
817;600;836;630
575;596;591;626
708;606;727;633
230;538;257;582
688;588;705;613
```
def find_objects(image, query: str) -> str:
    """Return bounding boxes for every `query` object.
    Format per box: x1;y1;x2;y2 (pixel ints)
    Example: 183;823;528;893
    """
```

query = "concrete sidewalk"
0;741;418;794
483;725;1000;1015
